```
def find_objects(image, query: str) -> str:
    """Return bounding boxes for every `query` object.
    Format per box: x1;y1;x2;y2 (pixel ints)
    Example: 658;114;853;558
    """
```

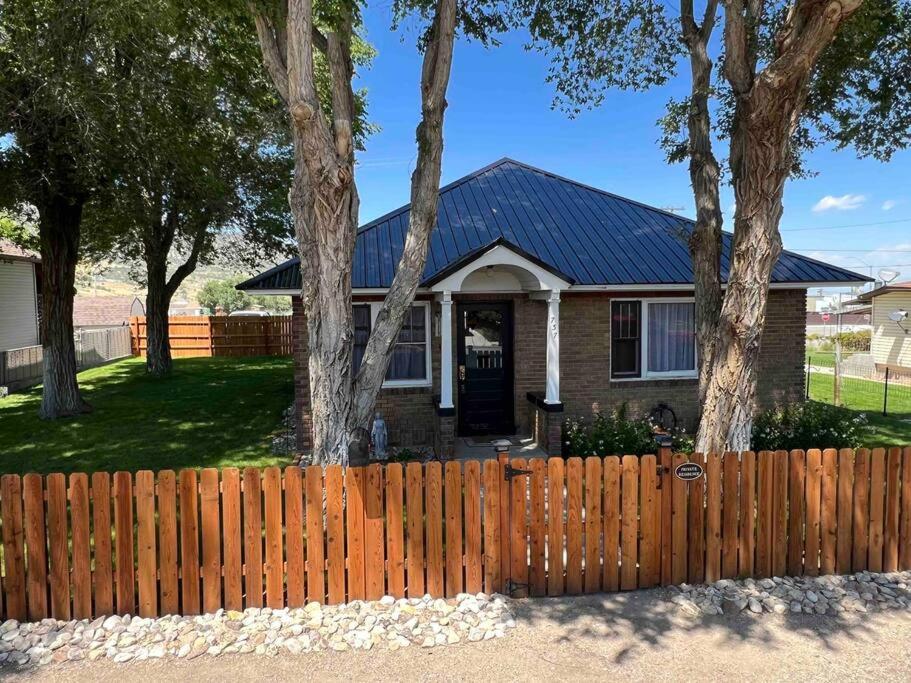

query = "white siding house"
854;283;911;370
0;240;40;352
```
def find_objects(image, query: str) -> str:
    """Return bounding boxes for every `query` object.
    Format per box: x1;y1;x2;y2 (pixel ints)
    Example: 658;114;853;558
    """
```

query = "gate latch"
656;464;668;489
504;464;532;481
505;578;529;597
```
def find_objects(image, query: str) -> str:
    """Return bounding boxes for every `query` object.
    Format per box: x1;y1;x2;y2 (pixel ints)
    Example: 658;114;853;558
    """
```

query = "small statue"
371;411;388;461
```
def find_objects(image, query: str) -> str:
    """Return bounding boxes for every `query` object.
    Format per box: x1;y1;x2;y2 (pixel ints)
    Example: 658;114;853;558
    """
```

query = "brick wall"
756;288;808;407
554;289;807;430
292;289;807;453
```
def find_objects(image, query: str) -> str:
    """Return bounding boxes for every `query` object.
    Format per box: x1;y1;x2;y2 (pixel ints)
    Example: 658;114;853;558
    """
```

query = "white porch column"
545;290;560;404
439;291;454;409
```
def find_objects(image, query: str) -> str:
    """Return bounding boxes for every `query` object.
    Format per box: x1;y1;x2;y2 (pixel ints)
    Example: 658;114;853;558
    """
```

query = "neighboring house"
0;239;41;352
850;283;911;370
73;295;145;330
806;309;871;337
239;159;869;456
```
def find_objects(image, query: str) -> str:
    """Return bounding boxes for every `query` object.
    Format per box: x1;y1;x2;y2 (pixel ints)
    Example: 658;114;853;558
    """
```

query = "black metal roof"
237;158;870;291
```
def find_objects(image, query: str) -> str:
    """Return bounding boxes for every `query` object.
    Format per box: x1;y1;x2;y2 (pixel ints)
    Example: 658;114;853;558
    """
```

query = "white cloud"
812;194;867;212
882;199;900;211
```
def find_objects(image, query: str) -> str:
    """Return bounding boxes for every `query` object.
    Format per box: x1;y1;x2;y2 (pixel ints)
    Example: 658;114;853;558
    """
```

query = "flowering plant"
563;403;693;457
751;401;868;451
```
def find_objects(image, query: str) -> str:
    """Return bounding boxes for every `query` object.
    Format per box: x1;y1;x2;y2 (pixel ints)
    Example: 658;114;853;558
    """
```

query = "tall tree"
82;4;297;376
0;1;141;417
517;0;911;451
247;0;501;464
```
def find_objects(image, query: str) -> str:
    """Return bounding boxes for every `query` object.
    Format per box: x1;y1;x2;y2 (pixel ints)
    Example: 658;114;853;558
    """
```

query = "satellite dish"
889;309;908;323
879;269;900;284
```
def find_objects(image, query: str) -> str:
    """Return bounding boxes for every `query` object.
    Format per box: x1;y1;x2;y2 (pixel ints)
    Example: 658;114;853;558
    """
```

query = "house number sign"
675;462;704;481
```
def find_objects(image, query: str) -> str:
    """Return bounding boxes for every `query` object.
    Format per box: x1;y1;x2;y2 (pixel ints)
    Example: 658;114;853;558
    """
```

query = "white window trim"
357;301;432;389
610;297;698;382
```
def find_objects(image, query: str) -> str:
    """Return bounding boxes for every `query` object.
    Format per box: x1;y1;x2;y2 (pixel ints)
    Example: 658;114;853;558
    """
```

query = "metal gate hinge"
504;464;532;481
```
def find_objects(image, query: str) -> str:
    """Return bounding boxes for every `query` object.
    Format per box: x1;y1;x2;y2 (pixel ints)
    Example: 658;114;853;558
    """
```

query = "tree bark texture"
38;195;91;419
251;0;457;465
694;0;865;453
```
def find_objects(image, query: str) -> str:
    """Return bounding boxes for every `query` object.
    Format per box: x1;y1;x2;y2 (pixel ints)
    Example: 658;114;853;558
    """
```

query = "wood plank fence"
130;316;292;358
1;446;910;621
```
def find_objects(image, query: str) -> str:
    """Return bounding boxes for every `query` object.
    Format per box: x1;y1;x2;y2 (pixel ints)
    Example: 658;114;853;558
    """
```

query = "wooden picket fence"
130;315;293;359
1;447;910;622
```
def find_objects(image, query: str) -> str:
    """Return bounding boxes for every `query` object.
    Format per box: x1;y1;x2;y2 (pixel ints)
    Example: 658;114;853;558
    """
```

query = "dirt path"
7;589;911;681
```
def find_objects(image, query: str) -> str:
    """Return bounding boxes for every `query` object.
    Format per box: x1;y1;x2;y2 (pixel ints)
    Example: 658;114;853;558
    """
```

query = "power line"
781;217;911;232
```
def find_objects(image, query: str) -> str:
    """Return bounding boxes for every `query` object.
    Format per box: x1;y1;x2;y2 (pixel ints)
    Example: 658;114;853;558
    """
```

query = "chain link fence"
806;353;911;419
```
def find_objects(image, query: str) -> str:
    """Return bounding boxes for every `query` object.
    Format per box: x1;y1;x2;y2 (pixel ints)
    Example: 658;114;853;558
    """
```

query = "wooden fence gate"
1;447;910;621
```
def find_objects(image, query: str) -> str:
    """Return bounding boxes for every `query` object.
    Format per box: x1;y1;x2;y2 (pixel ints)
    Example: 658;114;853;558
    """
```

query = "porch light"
654;433;673;449
492;438;511;455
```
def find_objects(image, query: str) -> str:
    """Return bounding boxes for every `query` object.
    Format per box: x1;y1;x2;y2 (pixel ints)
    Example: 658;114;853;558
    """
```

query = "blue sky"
353;6;911;292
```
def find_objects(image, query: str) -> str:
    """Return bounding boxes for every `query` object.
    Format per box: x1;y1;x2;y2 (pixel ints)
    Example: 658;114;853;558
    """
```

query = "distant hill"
74;259;283;307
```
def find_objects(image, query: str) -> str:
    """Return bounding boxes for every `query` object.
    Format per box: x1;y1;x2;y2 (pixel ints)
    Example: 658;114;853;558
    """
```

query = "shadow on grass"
0;356;294;475
511;586;904;664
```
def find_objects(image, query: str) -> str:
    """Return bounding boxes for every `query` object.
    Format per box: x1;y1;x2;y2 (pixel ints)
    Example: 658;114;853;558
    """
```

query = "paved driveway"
7;589;911;681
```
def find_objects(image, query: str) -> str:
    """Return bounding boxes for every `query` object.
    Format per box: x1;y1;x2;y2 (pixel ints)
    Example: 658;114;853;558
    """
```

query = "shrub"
563;404;693;457
832;330;871;352
751;401;867;451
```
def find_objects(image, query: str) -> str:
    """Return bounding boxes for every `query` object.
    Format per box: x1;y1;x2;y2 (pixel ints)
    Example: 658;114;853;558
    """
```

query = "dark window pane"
396;305;426;344
611;301;641;378
352;305;371;373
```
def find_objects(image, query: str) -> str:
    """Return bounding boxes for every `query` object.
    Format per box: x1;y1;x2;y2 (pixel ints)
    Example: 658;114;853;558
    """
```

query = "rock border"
669;571;911;616
0;593;515;668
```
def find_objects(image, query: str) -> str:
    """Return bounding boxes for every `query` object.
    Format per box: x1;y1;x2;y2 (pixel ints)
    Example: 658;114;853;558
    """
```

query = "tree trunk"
695;91;789;453
145;255;173;377
694;0;864;453
251;0;456;465
38;195;91;419
294;164;359;465
681;3;723;405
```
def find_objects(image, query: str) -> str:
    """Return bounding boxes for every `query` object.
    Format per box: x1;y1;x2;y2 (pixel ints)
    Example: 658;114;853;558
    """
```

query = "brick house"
238;159;868;456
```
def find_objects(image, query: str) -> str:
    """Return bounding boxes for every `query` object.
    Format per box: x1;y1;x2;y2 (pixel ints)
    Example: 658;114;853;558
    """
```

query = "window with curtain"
611;301;641;378
386;305;427;381
351;304;428;382
647;302;696;374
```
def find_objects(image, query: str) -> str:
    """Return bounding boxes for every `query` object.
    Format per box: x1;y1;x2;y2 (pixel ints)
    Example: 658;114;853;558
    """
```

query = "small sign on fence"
674;461;704;481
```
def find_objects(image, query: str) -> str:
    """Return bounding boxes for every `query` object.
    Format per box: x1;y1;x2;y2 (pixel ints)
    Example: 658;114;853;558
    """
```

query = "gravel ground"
5;588;911;682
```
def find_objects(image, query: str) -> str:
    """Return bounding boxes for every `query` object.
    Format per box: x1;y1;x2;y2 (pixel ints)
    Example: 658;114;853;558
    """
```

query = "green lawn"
804;350;860;368
0;356;293;475
808;372;911;447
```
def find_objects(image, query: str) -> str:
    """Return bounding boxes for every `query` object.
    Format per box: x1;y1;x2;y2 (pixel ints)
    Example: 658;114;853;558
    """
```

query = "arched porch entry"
424;239;572;453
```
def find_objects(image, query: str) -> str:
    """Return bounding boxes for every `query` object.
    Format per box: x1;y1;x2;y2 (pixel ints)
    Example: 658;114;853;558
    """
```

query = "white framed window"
610;297;697;381
352;301;432;388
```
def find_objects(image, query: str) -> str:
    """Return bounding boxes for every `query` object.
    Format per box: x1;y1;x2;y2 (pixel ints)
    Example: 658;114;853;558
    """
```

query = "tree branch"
165;221;207;298
353;0;457;425
326;19;355;162
722;0;753;94
249;4;290;104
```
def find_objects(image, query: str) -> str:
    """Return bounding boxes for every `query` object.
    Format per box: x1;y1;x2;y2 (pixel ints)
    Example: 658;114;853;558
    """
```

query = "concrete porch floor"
451;434;548;461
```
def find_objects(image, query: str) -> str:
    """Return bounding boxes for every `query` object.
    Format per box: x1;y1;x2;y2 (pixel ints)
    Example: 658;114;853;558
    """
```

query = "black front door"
457;302;514;435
